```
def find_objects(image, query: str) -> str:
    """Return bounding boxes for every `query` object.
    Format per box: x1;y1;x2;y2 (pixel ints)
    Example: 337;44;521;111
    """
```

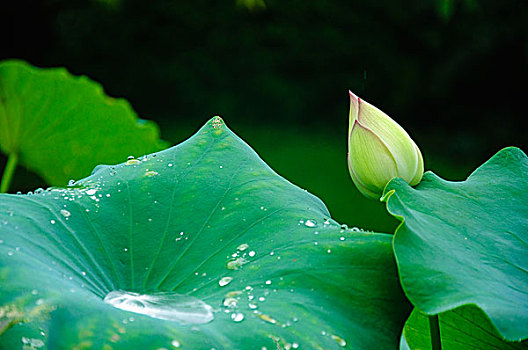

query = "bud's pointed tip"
348;90;359;100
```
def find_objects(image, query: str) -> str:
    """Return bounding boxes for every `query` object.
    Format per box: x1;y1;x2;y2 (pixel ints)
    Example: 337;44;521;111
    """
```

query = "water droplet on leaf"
145;170;159;177
223;298;238;308
331;334;347;347
257;313;277;324
219;277;233;287
21;337;45;348
231;312;244;322
304;219;317;228
227;258;248;270
237;243;249;251
104;290;214;324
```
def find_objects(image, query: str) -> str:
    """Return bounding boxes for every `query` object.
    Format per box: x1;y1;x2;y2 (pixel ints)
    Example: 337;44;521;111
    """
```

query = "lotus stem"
0;153;18;193
429;314;442;350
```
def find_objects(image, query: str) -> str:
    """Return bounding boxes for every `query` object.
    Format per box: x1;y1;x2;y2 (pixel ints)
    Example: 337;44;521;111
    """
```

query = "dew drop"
104;290;214;324
21;337;44;348
226;258;248;270
168;163;173;167
60;209;71;218
145;170;159;177
50;220;56;224
171;340;181;348
218;277;233;287
248;251;256;257
257;313;277;324
225;290;243;298
223;297;238;308
237;243;249;251
331;334;347;347
265;280;272;285
304;219;317;228
86;189;97;195
231;312;244;322
211;116;223;129
126;159;141;165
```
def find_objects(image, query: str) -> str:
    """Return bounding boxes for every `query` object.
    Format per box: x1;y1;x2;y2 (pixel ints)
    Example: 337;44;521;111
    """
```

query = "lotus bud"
347;91;424;199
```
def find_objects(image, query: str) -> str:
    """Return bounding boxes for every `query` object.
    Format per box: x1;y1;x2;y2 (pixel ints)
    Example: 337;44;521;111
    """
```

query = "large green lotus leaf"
383;147;528;342
0;60;165;187
402;306;528;349
0;118;411;349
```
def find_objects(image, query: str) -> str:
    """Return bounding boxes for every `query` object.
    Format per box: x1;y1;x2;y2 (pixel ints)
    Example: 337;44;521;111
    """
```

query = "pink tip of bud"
348;90;360;120
348;90;361;105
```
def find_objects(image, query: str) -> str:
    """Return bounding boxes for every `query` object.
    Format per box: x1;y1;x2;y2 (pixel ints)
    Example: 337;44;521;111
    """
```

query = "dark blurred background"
1;0;527;232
